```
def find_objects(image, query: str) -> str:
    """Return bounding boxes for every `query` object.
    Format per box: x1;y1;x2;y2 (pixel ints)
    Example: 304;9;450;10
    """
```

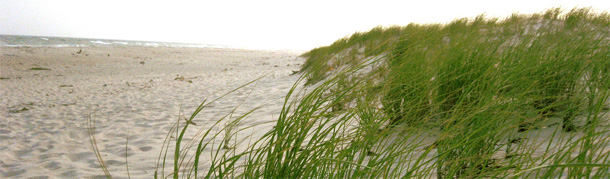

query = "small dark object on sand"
175;75;185;81
9;107;29;113
505;154;520;159
367;150;379;156
29;67;51;71
508;137;526;144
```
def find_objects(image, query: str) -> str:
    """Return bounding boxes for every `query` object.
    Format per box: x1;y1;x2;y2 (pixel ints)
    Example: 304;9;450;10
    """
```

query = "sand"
0;46;304;178
2;46;609;178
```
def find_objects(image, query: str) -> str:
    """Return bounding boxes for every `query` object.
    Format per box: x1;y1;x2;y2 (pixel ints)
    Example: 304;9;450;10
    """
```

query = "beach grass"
90;7;610;178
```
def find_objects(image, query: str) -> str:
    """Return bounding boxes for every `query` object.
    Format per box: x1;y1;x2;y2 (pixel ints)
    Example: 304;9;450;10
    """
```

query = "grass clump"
91;7;610;178
296;7;610;178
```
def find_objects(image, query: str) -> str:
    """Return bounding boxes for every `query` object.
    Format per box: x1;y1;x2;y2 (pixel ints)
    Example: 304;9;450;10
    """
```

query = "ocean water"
0;35;226;48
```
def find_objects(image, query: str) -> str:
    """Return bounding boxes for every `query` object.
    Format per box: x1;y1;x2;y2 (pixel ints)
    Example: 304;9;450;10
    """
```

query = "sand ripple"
0;47;304;178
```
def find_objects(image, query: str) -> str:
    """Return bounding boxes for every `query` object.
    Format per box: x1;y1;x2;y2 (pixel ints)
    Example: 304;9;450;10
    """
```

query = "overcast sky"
1;0;609;50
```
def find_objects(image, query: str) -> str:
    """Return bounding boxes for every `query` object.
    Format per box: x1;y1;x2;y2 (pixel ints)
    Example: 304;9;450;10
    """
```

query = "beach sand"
2;46;609;178
0;47;304;178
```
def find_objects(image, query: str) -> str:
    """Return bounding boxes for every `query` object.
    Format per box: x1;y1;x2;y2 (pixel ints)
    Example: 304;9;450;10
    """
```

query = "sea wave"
1;35;224;48
90;40;112;45
144;42;160;47
0;44;82;47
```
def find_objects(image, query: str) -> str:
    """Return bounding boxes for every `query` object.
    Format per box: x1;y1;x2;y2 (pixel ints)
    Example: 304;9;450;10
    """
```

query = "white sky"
1;0;609;50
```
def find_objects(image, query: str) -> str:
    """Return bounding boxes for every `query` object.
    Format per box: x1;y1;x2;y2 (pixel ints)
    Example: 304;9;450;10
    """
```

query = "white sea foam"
53;44;81;47
3;45;26;47
40;38;49;41
143;42;160;47
90;40;112;45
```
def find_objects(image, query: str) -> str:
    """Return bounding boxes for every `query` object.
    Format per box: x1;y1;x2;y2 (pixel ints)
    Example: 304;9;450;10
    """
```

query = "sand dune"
0;47;304;178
